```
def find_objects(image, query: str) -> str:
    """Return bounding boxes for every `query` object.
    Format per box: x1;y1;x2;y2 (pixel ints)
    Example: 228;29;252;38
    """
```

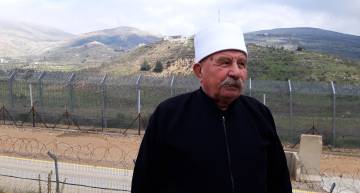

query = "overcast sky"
0;0;359;36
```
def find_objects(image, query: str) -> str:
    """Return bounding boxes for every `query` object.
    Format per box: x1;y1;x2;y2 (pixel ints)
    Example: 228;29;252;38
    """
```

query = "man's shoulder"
238;95;272;115
239;95;265;107
150;90;198;123
238;95;276;134
157;89;198;110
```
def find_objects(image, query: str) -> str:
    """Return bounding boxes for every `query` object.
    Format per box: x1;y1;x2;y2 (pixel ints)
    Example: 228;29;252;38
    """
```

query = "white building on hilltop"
163;35;189;43
0;58;8;64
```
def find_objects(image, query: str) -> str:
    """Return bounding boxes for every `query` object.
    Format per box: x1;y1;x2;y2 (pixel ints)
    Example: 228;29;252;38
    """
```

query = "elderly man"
131;23;292;193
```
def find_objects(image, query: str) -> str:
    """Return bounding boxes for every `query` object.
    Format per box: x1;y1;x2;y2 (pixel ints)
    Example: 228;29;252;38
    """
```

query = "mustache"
219;77;245;89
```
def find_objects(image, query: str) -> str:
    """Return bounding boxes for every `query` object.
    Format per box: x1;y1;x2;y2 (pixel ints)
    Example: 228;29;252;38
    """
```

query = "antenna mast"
218;9;221;23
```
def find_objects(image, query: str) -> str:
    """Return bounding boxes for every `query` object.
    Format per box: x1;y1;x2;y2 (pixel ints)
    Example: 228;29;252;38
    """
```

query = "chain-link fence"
0;70;359;148
245;79;360;148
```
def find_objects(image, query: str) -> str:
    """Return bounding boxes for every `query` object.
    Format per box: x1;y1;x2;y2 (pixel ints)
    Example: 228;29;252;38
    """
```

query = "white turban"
194;22;247;63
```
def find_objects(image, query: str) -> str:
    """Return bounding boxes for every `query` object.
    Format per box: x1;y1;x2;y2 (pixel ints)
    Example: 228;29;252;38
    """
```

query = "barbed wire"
291;159;360;193
0;134;136;169
1;134;360;192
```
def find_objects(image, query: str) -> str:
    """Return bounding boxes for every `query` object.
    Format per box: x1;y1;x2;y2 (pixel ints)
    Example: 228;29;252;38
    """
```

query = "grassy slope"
99;40;360;84
247;44;360;83
95;40;194;75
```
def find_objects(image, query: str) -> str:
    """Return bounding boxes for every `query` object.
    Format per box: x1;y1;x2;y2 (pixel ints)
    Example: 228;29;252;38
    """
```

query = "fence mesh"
0;70;359;148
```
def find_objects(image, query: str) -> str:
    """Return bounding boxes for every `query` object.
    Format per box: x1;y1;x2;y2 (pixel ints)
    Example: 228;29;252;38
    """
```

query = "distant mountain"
245;27;360;60
1;23;360;83
66;26;162;50
38;26;162;69
96;38;194;75
0;20;74;57
0;22;162;70
39;41;117;70
91;36;360;83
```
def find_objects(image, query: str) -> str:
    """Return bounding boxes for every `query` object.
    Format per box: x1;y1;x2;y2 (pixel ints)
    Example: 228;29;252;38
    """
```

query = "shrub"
140;60;151;71
153;60;163;73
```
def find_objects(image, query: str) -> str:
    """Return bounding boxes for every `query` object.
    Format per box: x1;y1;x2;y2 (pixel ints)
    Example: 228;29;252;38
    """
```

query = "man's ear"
193;63;202;78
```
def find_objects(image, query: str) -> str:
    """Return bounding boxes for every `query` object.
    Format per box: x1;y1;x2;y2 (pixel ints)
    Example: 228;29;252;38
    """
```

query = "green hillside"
245;27;360;61
247;44;360;83
92;39;360;84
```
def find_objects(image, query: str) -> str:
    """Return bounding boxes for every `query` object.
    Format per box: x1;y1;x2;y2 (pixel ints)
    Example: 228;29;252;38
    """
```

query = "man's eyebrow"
216;56;232;61
237;57;247;62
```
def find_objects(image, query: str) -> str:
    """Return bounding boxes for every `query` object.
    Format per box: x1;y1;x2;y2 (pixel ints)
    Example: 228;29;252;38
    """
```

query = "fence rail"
0;155;132;193
1;153;359;193
0;70;359;147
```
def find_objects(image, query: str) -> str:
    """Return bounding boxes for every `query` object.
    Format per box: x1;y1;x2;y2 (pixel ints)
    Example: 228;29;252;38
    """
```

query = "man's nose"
227;62;242;78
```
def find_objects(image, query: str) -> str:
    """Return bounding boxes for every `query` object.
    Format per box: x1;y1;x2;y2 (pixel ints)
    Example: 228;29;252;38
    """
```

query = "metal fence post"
263;93;266;105
8;71;16;108
136;75;142;115
249;77;252;97
170;75;175;97
101;74;108;130
288;79;293;142
38;71;46;109
136;74;142;134
47;151;60;193
29;83;36;127
330;81;336;147
68;73;75;112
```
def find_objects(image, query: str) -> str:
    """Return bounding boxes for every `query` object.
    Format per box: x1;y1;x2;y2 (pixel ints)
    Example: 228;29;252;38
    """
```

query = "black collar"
196;87;241;115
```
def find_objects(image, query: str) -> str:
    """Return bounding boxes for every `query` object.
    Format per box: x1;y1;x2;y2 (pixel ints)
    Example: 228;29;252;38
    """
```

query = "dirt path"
321;154;360;177
0;124;359;177
0;125;142;169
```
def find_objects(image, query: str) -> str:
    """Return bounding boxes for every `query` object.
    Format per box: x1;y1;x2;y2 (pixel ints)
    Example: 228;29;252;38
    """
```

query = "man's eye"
237;61;246;68
219;62;230;67
219;60;231;65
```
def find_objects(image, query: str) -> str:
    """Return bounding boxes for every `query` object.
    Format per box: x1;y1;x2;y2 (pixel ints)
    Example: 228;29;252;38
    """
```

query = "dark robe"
132;88;292;193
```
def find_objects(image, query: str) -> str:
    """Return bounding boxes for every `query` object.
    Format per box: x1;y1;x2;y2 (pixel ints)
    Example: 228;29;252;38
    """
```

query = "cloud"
218;1;360;35
0;0;359;36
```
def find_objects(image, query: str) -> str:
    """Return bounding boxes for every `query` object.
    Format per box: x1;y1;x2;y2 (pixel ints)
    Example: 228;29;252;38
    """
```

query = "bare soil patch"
0;124;142;169
1;124;359;178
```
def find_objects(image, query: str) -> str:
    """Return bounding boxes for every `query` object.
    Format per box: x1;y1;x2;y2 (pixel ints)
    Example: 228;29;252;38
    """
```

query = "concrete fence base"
285;151;301;181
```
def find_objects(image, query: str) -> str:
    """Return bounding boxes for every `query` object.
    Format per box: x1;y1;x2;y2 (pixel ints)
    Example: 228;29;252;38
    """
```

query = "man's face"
194;50;247;103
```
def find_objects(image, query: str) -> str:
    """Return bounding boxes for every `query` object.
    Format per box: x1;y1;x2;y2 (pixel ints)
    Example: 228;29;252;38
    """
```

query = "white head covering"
194;22;247;63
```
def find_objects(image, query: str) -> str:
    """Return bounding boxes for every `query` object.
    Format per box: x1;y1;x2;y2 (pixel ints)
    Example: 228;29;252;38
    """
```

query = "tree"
140;60;151;71
153;60;163;73
166;61;171;68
